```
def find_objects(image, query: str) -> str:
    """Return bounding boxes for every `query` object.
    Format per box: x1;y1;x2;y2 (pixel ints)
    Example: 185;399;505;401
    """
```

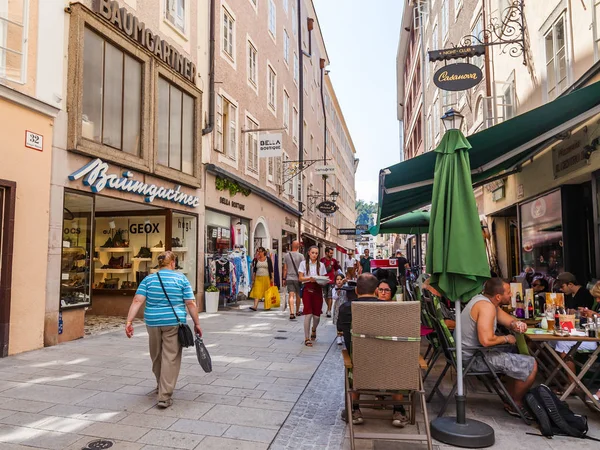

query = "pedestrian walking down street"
332;274;348;345
321;247;342;318
249;247;274;311
298;245;327;347
282;240;304;320
125;251;201;409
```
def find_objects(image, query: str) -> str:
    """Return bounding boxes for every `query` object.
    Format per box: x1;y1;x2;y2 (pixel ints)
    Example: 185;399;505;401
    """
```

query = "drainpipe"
320;58;327;237
297;0;304;239
202;0;215;135
418;3;426;154
482;0;492;114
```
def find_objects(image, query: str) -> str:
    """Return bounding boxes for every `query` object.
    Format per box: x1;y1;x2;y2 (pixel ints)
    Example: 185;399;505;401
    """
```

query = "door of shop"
0;182;16;357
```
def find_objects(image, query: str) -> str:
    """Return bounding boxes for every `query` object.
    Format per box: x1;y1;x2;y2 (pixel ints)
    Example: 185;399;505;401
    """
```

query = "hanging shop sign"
356;224;369;231
69;158;200;208
97;0;197;83
338;228;358;236
314;165;336;176
219;196;246;211
316;200;338;214
433;63;483;92
428;45;486;62
552;128;590;179
284;217;297;228
259;133;283;158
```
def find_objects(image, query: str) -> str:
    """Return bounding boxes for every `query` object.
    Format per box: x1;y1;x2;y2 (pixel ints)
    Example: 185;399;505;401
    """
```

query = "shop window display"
61;192;93;308
94;215;166;292
171;213;197;290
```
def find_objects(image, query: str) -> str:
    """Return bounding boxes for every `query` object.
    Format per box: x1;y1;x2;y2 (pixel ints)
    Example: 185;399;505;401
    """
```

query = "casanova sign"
433;63;483;91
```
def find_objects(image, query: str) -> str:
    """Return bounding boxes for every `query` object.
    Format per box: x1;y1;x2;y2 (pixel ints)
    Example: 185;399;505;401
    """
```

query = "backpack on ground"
525;384;598;441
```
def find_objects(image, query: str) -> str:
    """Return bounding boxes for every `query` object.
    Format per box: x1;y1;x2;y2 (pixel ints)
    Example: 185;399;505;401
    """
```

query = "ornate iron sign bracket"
279;158;330;193
428;0;527;66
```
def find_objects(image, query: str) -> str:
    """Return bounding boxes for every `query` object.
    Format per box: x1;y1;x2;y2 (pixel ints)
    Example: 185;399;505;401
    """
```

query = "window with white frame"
268;0;276;37
545;14;567;100
157;77;195;174
268;156;274;181
283;0;288;14
455;0;463;18
284;153;293;195
427;114;433;151
268;65;276;110
292;5;297;35
283;90;290;130
441;0;449;41
442;90;457;110
223;8;234;60
293;52;299;83
594;1;600;62
433;97;440;139
472;15;484;69
248;41;257;86
283;29;290;64
292;106;298;143
215;95;237;159
425;47;431;84
0;0;28;82
165;0;185;33
300;174;305;203
432;23;438;50
245;116;259;173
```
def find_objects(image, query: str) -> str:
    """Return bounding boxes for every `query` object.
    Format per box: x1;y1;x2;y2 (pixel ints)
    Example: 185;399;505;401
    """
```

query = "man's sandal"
304;339;313;347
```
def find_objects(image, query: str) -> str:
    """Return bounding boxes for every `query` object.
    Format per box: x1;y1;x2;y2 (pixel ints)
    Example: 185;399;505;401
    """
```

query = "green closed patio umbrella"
426;127;493;447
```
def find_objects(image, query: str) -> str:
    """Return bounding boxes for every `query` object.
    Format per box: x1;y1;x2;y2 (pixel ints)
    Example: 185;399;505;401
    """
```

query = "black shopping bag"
195;334;212;373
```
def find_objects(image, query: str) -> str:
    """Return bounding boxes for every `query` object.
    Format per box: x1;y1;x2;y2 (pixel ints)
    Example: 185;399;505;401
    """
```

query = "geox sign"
97;0;197;84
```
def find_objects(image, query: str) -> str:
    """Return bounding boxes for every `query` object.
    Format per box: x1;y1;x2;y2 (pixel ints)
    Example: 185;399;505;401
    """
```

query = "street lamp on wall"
441;108;465;132
330;191;339;202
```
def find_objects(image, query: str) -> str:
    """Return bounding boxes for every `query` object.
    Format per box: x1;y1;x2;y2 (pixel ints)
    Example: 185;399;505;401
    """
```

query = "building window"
293;53;299;84
246;116;259;173
433;97;440;140
292;106;298;143
545;15;567;101
292;5;297;35
283;0;288;14
157;77;195;175
427;114;432;151
82;28;142;156
472;15;484;69
268;0;276;37
442;90;456;110
223;8;234;60
268;65;276;110
215;95;237;160
248;41;257;86
432;23;438;50
283;90;290;131
165;0;185;33
283;29;290;64
0;0;27;82
441;0;448;41
594;1;600;62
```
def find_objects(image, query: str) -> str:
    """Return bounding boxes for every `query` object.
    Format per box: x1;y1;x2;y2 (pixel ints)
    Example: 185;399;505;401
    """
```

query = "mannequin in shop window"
249;247;274;311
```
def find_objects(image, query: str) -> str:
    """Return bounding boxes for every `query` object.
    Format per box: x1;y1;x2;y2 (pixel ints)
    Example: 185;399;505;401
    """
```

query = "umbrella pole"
429;298;495;448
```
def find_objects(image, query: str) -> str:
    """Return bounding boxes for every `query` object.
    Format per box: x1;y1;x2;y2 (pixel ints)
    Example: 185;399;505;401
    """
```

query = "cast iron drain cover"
274;336;288;340
83;439;114;450
277;330;287;333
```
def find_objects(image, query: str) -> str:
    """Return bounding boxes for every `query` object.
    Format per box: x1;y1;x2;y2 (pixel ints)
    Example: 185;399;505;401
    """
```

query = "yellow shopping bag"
264;286;280;309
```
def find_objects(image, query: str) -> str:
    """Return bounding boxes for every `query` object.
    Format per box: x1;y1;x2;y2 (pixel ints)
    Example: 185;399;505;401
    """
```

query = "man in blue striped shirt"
126;251;201;409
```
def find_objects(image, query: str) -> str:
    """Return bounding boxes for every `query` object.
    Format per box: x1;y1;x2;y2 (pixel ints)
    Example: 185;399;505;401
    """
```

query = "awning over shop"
336;245;348;254
377;81;600;225
369;210;430;235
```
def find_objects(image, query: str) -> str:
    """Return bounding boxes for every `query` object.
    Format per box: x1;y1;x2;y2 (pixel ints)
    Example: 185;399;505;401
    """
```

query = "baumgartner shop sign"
69;158;200;208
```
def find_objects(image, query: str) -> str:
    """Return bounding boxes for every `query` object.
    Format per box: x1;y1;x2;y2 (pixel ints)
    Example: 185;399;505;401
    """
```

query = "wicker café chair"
343;301;433;450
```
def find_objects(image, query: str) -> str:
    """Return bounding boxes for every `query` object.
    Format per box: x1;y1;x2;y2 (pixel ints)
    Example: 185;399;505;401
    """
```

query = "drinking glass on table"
545;304;556;331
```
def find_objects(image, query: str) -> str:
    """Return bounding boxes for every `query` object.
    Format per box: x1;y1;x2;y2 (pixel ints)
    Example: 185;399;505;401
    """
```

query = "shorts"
467;351;535;382
286;280;301;296
554;340;598;354
302;282;324;316
323;284;334;299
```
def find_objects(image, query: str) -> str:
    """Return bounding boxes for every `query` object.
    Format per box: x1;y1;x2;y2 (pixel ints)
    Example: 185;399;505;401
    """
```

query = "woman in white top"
298;246;327;347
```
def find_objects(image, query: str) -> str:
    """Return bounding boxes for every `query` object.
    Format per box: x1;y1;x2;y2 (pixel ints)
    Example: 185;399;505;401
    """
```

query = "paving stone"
75;408;129;423
238;398;295;412
137;428;204;449
116;385;157;396
226;388;265;398
0;398;56;413
17;430;82;449
76;392;157;413
145;399;214;420
195;393;242;406
223;424;278;443
180;383;232;395
119;412;179;430
192;436;269;449
65;436;145;450
211;378;260;390
201;404;285;430
81;421;150;441
0;384;99;406
168;418;229;436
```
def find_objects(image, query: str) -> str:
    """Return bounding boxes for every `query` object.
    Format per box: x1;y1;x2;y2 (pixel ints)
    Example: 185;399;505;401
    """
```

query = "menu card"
510;283;523;309
545;292;565;308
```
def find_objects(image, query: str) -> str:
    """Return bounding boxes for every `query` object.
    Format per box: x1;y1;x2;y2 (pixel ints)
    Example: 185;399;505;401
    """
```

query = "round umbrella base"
430;417;495;448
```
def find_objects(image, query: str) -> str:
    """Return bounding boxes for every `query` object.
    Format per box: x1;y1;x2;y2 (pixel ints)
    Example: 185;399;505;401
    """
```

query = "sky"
314;0;404;203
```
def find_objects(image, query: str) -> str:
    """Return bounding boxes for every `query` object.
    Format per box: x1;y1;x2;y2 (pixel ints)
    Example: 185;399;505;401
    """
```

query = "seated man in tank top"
461;277;538;419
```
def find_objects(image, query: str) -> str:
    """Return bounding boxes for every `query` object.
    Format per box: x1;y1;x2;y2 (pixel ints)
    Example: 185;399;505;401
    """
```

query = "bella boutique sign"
69;159;200;208
433;63;483;91
97;0;197;83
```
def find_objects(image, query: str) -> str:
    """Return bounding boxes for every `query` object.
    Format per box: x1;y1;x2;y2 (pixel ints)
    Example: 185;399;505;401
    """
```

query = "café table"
524;330;600;411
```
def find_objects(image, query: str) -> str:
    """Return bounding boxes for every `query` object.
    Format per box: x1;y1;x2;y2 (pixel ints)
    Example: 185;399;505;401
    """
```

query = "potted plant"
205;285;220;313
